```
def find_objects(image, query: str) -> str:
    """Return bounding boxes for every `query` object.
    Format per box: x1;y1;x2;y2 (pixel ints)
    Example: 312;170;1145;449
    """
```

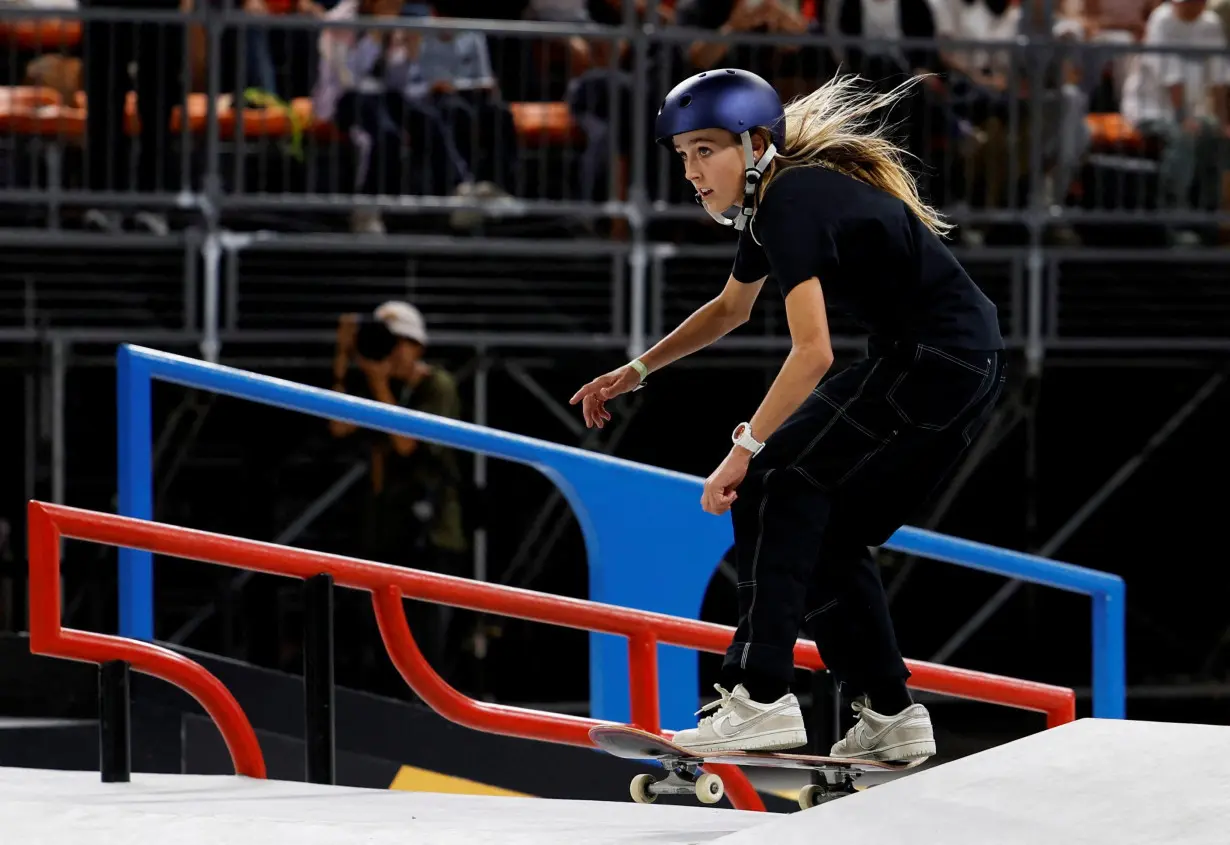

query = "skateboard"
589;724;923;810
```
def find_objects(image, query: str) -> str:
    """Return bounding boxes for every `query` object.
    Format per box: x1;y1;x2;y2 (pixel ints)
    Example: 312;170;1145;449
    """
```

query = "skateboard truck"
629;762;725;805
629;763;858;810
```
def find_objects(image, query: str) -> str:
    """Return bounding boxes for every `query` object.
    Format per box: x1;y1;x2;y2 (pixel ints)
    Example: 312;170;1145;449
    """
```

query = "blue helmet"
654;69;785;231
654;68;785;151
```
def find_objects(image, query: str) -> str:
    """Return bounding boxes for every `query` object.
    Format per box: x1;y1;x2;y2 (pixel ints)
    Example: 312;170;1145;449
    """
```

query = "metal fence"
2;2;1230;364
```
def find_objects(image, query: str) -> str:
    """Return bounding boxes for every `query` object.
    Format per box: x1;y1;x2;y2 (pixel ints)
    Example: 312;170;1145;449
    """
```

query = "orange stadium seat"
1085;112;1147;155
0;19;82;51
509;101;582;148
1;86;582;150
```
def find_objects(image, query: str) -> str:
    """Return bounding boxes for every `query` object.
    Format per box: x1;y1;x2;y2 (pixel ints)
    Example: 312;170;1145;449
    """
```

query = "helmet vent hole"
679;94;692;108
726;68;736;74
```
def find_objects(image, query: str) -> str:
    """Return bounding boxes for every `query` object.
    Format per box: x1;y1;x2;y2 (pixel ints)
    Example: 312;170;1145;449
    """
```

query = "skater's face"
673;129;766;212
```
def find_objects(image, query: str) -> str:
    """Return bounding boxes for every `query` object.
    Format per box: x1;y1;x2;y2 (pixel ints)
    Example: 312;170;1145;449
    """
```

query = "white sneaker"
672;684;808;754
830;700;936;762
449;181;483;229
132;210;169;236
83;208;124;233
350;208;385;235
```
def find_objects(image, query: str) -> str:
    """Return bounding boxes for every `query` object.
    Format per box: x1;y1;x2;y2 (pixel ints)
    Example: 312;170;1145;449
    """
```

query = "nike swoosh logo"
713;707;792;738
857;713;925;749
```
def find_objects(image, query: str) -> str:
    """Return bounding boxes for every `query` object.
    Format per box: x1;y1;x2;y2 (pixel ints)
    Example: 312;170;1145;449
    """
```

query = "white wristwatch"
731;422;765;456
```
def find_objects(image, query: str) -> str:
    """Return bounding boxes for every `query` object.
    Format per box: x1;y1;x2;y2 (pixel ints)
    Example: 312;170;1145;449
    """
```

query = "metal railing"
112;343;1124;733
27;497;1077;810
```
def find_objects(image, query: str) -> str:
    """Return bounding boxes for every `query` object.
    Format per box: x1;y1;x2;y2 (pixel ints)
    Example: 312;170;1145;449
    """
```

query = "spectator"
522;0;604;83
81;0;185;235
833;0;945;79
312;0;475;233
329;301;469;685
676;0;825;100
831;0;950;196
1017;0;1091;243
1210;0;1230;240
1120;0;1230;246
1080;0;1158;102
933;0;1025;244
234;0;281;97
1212;0;1230;33
566;0;682;208
398;3;519;211
183;0;284;105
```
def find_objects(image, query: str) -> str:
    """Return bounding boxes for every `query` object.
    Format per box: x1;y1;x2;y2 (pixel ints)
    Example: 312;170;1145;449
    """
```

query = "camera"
355;318;399;362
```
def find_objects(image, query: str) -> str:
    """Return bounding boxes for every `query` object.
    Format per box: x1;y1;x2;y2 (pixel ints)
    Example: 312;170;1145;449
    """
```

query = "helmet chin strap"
698;131;777;231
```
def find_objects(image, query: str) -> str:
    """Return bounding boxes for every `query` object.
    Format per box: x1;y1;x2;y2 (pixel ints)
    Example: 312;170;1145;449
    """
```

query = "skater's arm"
743;278;834;446
571;276;761;428
638;275;763;373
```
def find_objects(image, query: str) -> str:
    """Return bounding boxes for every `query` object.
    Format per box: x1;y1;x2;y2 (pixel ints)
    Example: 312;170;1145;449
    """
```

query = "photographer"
330;301;468;686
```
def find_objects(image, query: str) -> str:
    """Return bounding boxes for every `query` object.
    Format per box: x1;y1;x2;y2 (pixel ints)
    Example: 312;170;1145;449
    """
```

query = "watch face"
733;423;747;440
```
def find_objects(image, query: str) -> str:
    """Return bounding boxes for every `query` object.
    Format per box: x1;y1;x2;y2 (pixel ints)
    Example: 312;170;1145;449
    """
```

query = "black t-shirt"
732;166;1003;350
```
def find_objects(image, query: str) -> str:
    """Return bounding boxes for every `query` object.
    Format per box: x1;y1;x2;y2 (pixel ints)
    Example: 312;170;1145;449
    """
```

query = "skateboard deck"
589;724;922;773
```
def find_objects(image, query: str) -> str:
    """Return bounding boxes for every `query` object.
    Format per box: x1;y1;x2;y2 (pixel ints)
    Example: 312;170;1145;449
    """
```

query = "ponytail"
762;74;952;238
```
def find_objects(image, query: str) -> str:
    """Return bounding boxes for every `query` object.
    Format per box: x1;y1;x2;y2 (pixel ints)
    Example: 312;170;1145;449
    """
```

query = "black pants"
432;90;519;192
333;92;472;197
84;0;184;193
723;341;1007;696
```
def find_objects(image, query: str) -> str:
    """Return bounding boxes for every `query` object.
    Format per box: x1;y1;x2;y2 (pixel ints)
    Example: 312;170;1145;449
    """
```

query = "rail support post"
99;660;132;783
304;573;336;785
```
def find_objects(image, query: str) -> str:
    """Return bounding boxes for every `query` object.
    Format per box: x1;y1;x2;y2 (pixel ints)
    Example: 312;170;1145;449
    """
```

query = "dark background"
3;329;1227;726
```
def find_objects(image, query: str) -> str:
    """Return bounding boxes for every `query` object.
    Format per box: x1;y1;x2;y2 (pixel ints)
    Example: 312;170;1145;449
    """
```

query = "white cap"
374;300;428;347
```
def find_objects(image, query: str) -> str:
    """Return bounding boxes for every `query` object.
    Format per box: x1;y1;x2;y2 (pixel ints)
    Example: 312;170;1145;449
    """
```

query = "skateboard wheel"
630;773;657;804
798;784;825;810
695;772;724;805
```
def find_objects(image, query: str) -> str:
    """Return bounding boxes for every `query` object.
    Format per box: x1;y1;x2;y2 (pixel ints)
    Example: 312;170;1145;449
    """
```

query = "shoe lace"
839;699;867;743
692;684;736;727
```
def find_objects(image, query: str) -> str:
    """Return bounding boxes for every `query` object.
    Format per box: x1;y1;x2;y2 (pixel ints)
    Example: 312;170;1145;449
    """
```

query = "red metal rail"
27;501;1076;811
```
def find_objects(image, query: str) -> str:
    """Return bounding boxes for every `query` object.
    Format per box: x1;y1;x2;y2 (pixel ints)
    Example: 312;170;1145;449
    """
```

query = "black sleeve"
731;223;771;284
752;172;840;298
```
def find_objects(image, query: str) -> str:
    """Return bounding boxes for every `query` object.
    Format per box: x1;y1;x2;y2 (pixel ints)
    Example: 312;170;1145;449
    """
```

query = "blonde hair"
761;74;952;238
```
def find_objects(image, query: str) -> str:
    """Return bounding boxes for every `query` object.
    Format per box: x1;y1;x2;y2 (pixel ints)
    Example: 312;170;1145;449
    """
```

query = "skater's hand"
702;449;750;515
569;365;642;429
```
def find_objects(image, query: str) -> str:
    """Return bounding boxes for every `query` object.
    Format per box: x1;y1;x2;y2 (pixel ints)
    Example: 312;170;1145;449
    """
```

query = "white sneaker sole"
676;727;810;755
832;736;937;762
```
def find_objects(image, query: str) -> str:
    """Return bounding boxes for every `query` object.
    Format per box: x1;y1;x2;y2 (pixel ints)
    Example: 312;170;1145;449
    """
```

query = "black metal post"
99;660;131;783
304;573;336;785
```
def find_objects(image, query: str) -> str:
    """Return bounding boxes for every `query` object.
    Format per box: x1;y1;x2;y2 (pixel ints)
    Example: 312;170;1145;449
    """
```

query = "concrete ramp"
715;718;1230;845
0;766;765;845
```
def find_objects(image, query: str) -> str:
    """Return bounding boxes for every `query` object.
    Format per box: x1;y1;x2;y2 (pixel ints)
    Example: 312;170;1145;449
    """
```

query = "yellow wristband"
628;358;649;383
